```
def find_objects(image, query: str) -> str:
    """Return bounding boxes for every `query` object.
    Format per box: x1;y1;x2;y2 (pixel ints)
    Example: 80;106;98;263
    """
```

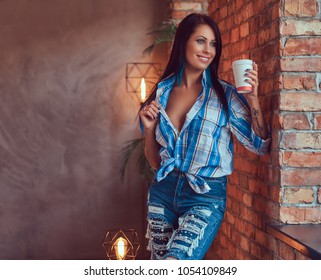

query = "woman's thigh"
163;176;227;260
146;173;179;259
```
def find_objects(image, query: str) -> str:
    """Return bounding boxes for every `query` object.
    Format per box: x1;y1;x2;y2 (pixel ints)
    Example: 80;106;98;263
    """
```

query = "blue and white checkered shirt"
151;71;270;193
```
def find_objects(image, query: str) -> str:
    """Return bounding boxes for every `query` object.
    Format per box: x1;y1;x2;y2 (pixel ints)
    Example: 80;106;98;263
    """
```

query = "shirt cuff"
250;125;271;155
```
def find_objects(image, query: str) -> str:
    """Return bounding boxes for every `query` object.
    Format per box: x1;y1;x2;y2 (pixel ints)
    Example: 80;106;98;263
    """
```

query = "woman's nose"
203;44;211;53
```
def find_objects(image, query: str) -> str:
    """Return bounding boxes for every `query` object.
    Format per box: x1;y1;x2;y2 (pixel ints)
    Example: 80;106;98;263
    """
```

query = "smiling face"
184;24;216;73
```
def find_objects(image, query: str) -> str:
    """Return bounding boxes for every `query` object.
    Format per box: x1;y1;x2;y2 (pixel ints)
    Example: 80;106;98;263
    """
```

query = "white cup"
232;59;253;94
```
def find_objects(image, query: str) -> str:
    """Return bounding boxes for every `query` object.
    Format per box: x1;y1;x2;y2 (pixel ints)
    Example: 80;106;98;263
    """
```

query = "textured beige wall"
0;0;168;259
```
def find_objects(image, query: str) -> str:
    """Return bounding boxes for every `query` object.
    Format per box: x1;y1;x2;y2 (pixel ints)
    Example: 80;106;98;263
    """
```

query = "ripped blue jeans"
146;170;227;260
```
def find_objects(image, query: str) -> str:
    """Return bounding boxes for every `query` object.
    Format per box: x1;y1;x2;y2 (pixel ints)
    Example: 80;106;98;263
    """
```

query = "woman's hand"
243;61;259;102
241;62;269;140
139;100;160;131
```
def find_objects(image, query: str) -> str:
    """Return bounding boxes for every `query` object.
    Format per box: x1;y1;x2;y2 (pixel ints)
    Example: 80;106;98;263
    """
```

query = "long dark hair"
140;13;228;115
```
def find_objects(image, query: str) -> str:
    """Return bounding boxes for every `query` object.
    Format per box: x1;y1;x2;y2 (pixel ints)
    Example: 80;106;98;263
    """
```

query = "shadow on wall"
0;0;168;259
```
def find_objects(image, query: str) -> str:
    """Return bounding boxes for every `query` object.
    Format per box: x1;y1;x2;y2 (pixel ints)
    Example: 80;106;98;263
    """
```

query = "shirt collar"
156;69;210;96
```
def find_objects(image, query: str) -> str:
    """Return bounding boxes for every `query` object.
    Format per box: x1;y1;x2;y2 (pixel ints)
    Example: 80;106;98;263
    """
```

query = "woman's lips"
197;55;211;62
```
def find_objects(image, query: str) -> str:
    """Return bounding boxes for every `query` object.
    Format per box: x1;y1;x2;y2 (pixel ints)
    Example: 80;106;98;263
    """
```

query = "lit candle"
140;78;146;102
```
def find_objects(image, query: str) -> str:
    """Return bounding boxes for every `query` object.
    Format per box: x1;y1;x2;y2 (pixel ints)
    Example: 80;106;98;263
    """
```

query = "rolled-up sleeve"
228;87;271;155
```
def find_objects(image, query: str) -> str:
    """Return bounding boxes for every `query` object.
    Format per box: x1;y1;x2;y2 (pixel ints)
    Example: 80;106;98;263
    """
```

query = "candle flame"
140;78;146;102
115;237;127;260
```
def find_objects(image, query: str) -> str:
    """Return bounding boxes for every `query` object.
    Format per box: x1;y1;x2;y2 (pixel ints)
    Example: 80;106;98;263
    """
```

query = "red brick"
268;236;279;256
235;247;251;260
280;151;321;167
284;0;319;17
220;5;228;18
250;242;262;259
233;157;259;175
280;132;321;149
172;2;202;11
269;169;280;188
230;200;241;215
258;28;272;45
249;33;258;49
222;222;232;239
283;187;314;204
243;192;252;207
266;200;281;221
240;235;250;251
240;22;249;38
261;43;280;61
253;0;266;14
280;113;311;130
239;173;249;190
280;206;321;223
280;20;321;36
253;196;267;213
305;207;321;222
281;74;316;91
235;218;255;239
295;251;311;260
280;93;321;111
226;211;235;225
279;241;296;260
245;2;254;18
315;113;321;129
270;185;281;203
283;38;321;56
281;169;321;186
229;171;239;186
281;57;321;72
249;178;260;194
260;57;279;77
230;27;240;43
272;2;281;20
280;206;305;223
255;229;269;248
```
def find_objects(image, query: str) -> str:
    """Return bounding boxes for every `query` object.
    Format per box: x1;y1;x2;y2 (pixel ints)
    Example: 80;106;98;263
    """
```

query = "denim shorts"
146;170;227;260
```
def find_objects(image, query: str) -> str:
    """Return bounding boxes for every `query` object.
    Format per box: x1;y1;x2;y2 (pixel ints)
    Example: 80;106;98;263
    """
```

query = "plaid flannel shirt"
148;71;270;193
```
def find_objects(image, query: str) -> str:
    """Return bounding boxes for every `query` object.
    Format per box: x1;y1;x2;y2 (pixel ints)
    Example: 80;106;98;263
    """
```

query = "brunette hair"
140;13;228;115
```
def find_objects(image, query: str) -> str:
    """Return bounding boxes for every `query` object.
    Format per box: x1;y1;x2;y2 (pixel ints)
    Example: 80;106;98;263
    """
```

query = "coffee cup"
232;59;253;94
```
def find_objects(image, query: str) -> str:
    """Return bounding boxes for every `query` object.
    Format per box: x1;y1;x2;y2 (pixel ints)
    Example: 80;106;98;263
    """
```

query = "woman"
139;13;270;260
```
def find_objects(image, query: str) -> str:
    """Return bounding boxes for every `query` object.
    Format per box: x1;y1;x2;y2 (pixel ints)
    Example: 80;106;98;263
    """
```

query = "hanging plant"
143;19;178;55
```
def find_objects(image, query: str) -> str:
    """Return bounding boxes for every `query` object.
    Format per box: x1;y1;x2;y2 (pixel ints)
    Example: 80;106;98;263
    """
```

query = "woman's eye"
196;39;205;44
210;42;216;47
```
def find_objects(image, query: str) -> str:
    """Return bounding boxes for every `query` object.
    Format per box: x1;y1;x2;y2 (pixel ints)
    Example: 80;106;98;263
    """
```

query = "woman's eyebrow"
196;35;216;42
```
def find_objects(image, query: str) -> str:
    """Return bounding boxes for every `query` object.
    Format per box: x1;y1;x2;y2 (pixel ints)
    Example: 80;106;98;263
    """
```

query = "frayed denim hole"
169;207;212;257
146;205;173;259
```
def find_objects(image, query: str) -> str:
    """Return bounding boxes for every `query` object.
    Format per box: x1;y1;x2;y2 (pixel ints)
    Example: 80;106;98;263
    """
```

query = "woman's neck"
181;67;203;89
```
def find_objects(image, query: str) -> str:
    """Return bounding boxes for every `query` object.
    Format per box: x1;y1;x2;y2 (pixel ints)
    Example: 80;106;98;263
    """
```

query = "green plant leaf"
143;19;177;55
119;137;154;183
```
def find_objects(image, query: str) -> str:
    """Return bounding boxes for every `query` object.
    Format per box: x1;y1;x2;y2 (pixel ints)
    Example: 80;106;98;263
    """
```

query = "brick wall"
204;0;321;260
167;0;321;259
279;0;321;223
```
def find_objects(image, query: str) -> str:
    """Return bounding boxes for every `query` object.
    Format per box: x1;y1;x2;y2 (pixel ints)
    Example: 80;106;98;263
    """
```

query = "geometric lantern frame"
126;63;161;103
102;229;140;260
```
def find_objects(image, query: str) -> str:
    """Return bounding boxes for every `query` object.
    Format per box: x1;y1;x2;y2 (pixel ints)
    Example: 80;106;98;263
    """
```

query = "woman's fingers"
142;102;160;120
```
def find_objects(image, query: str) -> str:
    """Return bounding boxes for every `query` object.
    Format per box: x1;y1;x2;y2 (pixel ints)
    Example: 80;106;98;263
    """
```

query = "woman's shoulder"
218;79;236;91
217;79;238;100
